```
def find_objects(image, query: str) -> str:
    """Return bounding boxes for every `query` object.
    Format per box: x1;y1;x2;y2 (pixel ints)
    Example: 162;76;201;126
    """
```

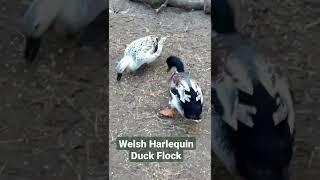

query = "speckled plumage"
167;56;203;121
116;35;166;80
124;35;162;67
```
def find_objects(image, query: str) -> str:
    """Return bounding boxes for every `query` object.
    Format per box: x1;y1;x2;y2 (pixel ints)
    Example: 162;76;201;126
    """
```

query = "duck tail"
166;56;185;72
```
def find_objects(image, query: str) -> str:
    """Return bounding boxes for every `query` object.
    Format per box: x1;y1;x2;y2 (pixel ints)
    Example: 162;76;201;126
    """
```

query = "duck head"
24;36;42;64
166;56;185;72
213;0;244;34
115;56;132;81
23;0;64;63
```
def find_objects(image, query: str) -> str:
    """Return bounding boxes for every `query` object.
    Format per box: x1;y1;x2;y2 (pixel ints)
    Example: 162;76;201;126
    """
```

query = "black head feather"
24;37;41;64
166;56;185;72
213;0;236;33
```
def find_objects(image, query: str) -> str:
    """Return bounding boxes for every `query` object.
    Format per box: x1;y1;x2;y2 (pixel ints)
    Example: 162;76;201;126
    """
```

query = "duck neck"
213;0;237;34
116;56;132;73
175;64;185;73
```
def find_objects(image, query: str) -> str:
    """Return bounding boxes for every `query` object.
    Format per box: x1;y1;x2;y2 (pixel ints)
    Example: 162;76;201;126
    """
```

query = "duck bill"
192;119;202;123
116;73;123;81
24;37;41;64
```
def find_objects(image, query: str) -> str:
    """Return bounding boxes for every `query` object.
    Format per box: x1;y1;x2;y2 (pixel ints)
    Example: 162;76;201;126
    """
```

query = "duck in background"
115;35;167;81
23;0;107;63
165;56;203;122
212;0;295;180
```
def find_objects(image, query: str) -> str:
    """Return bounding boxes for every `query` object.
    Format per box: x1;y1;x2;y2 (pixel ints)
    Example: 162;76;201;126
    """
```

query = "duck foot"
159;107;176;118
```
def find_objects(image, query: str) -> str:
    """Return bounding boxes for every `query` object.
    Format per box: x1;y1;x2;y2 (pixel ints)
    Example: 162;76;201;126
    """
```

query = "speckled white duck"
23;0;107;63
116;35;167;81
212;0;295;180
166;56;203;122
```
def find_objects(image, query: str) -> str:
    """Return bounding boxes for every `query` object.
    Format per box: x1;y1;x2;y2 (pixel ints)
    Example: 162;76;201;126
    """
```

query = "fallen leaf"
159;107;176;118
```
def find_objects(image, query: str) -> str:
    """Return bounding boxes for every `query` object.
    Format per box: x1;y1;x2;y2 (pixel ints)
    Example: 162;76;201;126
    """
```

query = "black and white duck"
116;35;167;81
212;0;295;180
166;56;203;122
23;0;107;63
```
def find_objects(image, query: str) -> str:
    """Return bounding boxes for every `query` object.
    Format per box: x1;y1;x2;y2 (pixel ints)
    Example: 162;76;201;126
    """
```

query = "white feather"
117;35;166;74
214;51;294;132
181;80;190;92
169;91;184;116
191;79;203;104
23;0;106;37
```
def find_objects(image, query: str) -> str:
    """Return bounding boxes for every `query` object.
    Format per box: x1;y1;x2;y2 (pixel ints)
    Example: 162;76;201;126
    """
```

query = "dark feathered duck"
212;0;295;180
116;35;167;81
166;56;203;122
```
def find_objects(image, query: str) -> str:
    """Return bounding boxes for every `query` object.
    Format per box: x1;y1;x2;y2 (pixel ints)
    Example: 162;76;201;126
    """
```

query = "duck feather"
116;35;166;75
170;72;203;105
124;35;161;64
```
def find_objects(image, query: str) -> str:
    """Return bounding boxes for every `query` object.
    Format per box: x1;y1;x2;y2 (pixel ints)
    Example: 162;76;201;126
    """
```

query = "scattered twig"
63;95;76;109
0;127;8;135
155;0;169;13
308;147;319;168
304;17;320;31
85;141;91;169
56;119;82;136
28;95;52;105
94;113;101;140
0;20;24;37
0;138;24;144
61;153;82;180
0;161;8;175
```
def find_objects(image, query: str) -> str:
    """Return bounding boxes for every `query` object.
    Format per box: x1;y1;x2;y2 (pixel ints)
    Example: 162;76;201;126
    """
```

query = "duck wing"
124;35;159;63
170;73;203;104
213;34;294;133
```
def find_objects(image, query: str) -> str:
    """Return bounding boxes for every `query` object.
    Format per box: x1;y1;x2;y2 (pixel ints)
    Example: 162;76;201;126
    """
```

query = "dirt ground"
109;0;211;180
0;0;108;179
212;0;320;180
1;0;319;180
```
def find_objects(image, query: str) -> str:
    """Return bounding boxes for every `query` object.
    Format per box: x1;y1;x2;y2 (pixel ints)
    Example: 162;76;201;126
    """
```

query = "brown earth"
0;0;107;179
109;0;211;180
0;0;318;180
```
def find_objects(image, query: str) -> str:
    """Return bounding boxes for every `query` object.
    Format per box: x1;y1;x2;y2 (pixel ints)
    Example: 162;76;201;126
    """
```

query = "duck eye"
34;24;40;30
31;23;40;34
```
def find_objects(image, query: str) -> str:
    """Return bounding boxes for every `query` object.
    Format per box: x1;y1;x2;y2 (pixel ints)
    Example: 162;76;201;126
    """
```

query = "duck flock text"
116;137;196;162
